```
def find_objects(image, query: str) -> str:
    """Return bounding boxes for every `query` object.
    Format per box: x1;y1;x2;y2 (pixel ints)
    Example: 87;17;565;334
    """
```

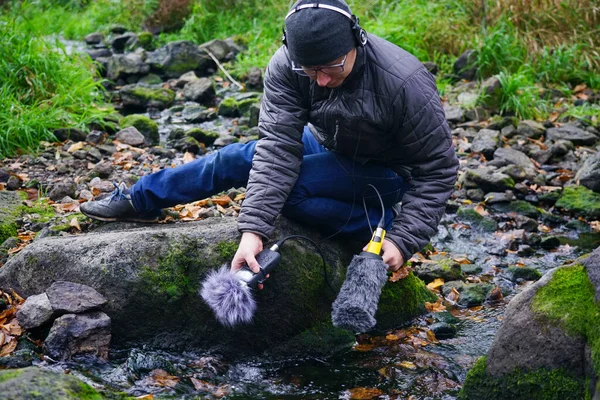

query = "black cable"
362;183;386;236
276;234;336;294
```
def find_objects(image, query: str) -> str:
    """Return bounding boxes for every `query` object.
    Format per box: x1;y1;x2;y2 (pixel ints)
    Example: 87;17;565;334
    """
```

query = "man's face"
303;48;357;88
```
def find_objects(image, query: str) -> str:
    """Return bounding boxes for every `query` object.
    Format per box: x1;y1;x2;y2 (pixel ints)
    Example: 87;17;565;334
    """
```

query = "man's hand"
231;232;263;273
231;232;268;289
363;239;404;271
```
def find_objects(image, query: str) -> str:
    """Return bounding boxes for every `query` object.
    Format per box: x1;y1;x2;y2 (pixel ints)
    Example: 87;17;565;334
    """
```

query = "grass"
0;18;114;158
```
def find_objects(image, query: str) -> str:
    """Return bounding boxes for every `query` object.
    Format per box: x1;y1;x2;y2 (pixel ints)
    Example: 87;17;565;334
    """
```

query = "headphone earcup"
357;28;367;47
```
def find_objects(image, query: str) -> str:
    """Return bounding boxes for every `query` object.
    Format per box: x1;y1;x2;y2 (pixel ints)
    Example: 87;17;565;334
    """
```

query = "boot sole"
81;213;159;223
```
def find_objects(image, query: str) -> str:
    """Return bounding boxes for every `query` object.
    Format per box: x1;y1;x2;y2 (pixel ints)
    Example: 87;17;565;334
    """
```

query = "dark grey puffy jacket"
238;34;459;261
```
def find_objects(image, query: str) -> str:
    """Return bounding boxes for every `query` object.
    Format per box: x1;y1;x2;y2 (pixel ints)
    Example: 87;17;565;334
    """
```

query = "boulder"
16;292;54;330
471;129;500;159
183;77;215;104
555;185;600;219
489;147;536;178
460;248;600;399
0;367;103;399
0;217;434;355
119;84;175;110
576;151;600;193
115;126;145;147
146;40;214;79
119;114;159;145
46;281;107;314
547;125;599;146
106;53;150;81
44;312;111;360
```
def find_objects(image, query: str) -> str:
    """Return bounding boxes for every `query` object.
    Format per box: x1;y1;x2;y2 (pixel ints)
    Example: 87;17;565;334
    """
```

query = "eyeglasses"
292;54;347;77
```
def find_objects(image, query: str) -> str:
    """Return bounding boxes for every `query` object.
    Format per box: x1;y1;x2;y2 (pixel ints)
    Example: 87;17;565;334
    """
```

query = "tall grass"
0;19;112;158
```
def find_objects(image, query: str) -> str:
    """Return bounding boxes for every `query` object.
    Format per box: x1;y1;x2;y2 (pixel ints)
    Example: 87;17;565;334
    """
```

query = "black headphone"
282;2;368;48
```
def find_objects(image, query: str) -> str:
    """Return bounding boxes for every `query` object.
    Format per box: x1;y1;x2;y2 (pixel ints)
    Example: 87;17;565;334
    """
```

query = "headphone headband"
285;3;353;21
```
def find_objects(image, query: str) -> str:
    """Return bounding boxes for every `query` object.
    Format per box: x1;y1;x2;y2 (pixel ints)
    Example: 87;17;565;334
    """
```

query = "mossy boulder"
119;114;159;145
185;128;219;146
119;84;175;110
460;248;600;399
218;97;240;117
491;200;541;219
0;191;25;244
456;206;498;232
0;217;433;357
556;185;600;219
0;367;103;399
137;31;155;51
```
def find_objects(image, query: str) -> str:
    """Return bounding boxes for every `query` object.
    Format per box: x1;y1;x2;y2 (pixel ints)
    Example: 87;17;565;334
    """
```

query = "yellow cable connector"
365;227;386;255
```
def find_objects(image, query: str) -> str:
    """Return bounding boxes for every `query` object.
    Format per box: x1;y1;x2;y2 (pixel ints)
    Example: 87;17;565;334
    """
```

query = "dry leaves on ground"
389;265;411;282
0;290;25;357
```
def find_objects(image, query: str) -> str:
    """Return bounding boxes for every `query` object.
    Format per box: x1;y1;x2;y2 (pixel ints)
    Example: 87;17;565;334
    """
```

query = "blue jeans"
130;127;409;241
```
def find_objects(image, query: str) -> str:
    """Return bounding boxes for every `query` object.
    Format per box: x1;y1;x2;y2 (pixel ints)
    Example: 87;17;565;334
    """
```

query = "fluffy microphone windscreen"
200;266;257;327
331;254;388;333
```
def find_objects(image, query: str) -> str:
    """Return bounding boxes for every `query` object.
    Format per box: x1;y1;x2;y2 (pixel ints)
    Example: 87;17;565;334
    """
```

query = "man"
81;0;458;278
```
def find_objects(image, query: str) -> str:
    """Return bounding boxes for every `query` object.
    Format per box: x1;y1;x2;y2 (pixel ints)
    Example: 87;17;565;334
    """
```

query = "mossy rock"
0;191;25;244
443;281;494;307
185;128;219;146
120;84;175;110
491;200;541;219
413;256;463;283
217;97;240;117
137;31;155;51
0;367;103;399
556;185;600;219
120;114;159;144
459;357;587;400
138;73;163;85
237;98;259;115
508;266;542;282
456;206;498;232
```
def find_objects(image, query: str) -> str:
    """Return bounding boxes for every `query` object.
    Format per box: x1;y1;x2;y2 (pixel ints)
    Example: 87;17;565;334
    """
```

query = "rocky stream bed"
0;28;599;399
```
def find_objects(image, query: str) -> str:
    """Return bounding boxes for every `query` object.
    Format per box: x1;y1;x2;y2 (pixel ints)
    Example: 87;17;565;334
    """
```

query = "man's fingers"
246;254;261;273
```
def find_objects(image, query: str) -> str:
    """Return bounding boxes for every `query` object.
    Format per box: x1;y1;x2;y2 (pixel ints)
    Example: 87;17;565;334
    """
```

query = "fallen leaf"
0;183;5;191
0;338;17;357
347;387;384;400
474;204;488;216
573;84;587;93
353;343;376;352
446;287;460;303
150;369;179;388
67;142;85;153
135;395;154;399
427;278;445;290
70;217;81;231
2;320;22;336
425;299;446;312
211;195;232;206
398;361;417;370
389;265;411;282
15;173;28;182
487;286;503;302
183;151;196;164
453;257;471;264
234;193;245;202
386;334;400;341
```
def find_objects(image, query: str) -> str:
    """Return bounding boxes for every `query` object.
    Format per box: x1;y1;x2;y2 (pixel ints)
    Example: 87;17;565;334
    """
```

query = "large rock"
460;249;600;399
183;77;215;104
106;53;150;81
547;124;599;146
119;83;175;110
576;151;600;193
0;367;103;399
146;40;214;79
489;147;536;179
46;281;107;313
556;185;600;219
16;293;54;330
0;217;433;355
44;312;111;360
471;129;500;159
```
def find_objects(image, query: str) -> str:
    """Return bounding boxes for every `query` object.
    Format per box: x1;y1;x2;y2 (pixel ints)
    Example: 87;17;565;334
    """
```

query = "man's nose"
316;71;332;87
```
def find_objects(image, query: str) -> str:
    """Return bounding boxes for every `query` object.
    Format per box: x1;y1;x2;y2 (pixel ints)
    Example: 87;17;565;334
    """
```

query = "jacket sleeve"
385;68;459;261
237;47;308;238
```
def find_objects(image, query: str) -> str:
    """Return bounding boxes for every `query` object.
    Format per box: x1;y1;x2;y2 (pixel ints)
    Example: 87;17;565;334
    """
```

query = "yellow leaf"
183;151;196;164
398;361;417;370
474;204;488;216
70;217;81;231
425;299;446;312
385;334;400;341
353;343;376;352
0;338;17;357
67;142;85;153
426;278;445;290
347;387;384;399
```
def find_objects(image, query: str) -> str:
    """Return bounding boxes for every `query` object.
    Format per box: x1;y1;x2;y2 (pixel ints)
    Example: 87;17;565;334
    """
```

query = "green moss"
269;320;355;357
130;86;175;105
119;114;159;144
0;368;25;383
217;97;240;117
140;242;202;302
185;128;219;146
0;222;18;244
215;241;238;261
556;186;600;219
532;265;600;375
375;272;437;329
50;223;71;232
137;31;155;50
459;356;586;399
17;201;56;223
237;98;258;115
508;266;542;282
67;380;104;399
457;206;498;232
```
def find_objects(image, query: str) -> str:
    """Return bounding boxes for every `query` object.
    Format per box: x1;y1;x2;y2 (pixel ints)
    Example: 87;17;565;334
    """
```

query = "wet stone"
116;126;145;147
46;281;107;314
442;281;494;307
540;236;561;249
6;176;20;190
507;266;542;282
484;191;515;203
0;168;10;183
430;322;457;339
43;312;111;360
86;130;106;145
49;180;76;201
92;161;114;179
16;293;54;330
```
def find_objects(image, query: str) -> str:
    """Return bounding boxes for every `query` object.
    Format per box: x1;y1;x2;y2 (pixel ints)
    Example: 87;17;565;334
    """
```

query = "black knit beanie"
285;0;357;66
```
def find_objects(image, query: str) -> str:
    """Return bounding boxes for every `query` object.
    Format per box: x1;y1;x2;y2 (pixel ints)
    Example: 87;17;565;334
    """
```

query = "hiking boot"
80;182;159;222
